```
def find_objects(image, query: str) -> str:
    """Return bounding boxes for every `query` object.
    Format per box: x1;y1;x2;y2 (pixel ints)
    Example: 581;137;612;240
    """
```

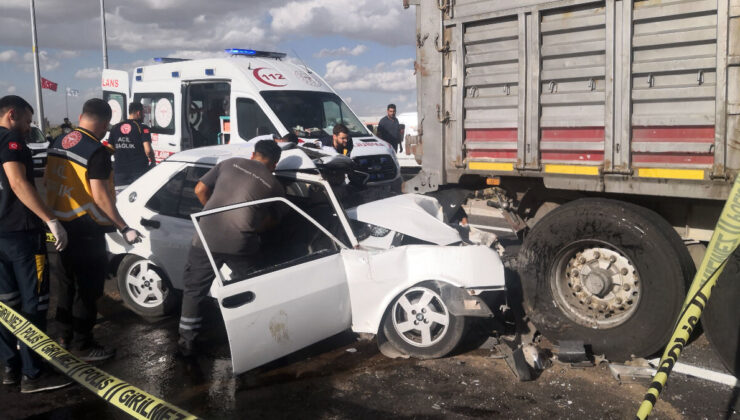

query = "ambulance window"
323;102;341;127
134;93;175;135
103;92;126;126
236;98;278;140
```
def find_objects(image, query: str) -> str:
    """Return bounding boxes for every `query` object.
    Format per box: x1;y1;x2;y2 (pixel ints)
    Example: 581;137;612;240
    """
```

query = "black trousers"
0;231;49;377
178;245;256;344
55;233;107;348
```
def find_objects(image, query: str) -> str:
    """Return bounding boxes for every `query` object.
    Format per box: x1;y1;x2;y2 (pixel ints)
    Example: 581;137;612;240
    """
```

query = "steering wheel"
188;101;202;127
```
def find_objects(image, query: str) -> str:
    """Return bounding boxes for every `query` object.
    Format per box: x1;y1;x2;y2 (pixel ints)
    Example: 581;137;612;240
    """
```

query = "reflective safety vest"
45;128;115;226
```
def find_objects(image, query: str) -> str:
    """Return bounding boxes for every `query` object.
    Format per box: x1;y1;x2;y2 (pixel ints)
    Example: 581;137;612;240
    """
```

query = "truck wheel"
382;282;466;359
518;198;687;361
117;255;179;318
703;248;740;377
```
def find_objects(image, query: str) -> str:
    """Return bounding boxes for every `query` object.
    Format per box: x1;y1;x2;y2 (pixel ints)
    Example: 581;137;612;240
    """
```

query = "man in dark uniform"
377;103;402;152
108;102;156;187
0;95;71;393
45;99;143;362
178;140;284;356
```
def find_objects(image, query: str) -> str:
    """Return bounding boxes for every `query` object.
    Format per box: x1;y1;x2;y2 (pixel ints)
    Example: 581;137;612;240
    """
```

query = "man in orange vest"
45;98;142;362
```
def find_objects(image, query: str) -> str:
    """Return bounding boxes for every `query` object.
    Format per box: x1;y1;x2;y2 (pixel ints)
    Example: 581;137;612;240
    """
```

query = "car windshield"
261;91;370;139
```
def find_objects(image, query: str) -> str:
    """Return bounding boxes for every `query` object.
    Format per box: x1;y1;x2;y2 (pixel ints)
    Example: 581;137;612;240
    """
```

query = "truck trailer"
404;0;739;374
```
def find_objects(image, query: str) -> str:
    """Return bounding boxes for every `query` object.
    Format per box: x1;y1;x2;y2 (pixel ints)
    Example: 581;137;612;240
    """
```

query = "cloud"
22;50;60;72
75;67;102;79
323;58;415;92
0;50;18;62
0;81;17;94
315;45;367;58
55;50;81;59
270;0;414;46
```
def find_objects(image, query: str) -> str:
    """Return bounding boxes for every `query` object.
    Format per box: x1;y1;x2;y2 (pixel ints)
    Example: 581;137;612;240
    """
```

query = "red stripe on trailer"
632;126;715;143
542;152;604;162
541;127;605;142
467;151;518;160
633;154;714;165
465;128;518;141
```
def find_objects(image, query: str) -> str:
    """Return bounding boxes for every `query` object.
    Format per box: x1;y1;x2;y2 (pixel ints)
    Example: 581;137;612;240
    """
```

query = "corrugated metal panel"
631;0;718;171
539;3;607;165
463;15;520;164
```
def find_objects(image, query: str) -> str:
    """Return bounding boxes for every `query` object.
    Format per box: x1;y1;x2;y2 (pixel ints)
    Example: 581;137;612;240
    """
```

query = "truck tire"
703;248;740;377
518;198;687;361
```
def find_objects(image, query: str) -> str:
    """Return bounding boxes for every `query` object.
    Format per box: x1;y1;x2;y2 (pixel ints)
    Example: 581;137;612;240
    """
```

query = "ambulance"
101;49;401;189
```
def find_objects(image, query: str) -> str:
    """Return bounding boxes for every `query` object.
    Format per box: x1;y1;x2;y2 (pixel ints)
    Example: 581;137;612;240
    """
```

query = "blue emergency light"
225;48;287;59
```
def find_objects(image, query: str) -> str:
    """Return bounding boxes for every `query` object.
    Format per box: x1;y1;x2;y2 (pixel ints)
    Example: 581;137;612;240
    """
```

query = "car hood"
346;194;462;245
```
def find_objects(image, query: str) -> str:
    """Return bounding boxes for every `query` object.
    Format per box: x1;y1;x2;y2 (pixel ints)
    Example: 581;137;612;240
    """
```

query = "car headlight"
350;220;392;241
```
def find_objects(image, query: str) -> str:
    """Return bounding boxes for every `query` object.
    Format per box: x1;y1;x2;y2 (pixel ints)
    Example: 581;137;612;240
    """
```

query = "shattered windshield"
261;91;370;139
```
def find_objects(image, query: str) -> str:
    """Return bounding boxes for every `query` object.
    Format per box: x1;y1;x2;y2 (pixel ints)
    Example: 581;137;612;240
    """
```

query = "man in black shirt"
178;140;284;356
377;103;402;152
108;102;155;187
319;123;353;155
0;95;71;393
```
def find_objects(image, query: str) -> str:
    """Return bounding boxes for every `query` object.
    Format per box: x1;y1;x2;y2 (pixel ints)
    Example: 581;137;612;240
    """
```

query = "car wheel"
117;255;178;318
518;198;689;361
382;282;466;359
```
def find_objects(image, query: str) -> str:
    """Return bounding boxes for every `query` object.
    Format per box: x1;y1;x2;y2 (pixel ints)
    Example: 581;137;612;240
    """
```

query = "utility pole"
100;0;108;69
29;0;45;131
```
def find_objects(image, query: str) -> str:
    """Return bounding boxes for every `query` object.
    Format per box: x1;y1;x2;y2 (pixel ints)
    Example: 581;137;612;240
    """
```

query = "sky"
0;0;417;126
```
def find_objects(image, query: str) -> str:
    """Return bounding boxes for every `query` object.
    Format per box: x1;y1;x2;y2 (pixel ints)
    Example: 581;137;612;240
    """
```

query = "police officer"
0;95;71;393
108;102;155;187
45;98;143;362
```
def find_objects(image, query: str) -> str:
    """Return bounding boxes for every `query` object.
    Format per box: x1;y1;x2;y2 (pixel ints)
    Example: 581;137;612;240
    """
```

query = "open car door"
192;197;352;375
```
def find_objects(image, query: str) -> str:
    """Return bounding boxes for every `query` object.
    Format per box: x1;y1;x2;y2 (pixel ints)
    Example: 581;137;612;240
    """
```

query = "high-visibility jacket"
45;128;115;227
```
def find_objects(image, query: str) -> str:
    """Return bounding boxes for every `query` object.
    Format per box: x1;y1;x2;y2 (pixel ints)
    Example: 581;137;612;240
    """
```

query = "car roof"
166;143;317;171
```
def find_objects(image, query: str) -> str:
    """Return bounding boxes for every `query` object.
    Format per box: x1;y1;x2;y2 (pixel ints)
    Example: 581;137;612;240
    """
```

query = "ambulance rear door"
133;81;181;162
102;69;130;126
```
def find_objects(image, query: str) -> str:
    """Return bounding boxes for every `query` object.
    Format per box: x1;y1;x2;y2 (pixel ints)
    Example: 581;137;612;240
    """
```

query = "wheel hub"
392;287;450;348
583;268;612;297
125;260;168;309
553;245;641;329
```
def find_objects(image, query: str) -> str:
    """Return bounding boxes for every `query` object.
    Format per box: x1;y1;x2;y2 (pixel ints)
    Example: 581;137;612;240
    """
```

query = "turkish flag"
41;77;58;92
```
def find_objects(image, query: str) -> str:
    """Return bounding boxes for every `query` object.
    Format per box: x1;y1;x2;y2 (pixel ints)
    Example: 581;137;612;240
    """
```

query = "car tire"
117;255;179;318
518;198;688;361
382;282;466;359
703;247;740;377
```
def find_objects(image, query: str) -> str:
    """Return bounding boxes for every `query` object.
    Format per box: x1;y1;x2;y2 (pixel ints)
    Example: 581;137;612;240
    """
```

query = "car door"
140;164;210;289
192;197;352;375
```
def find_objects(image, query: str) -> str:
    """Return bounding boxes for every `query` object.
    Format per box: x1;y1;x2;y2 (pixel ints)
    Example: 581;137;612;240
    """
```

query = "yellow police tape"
0;301;201;420
636;174;740;419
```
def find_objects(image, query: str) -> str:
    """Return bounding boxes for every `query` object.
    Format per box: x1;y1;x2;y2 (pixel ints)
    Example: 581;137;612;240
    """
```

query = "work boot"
2;365;20;385
71;341;116;362
176;337;196;358
20;370;73;393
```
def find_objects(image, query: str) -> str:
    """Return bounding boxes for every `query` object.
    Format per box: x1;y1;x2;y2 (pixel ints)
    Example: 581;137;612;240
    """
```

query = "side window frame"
145;164;212;220
191;197;349;286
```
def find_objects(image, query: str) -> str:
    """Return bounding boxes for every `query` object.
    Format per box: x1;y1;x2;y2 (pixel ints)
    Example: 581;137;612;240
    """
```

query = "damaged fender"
438;283;493;318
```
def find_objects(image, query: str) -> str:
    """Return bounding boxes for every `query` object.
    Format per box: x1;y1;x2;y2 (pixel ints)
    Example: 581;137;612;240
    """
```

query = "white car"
107;143;505;374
